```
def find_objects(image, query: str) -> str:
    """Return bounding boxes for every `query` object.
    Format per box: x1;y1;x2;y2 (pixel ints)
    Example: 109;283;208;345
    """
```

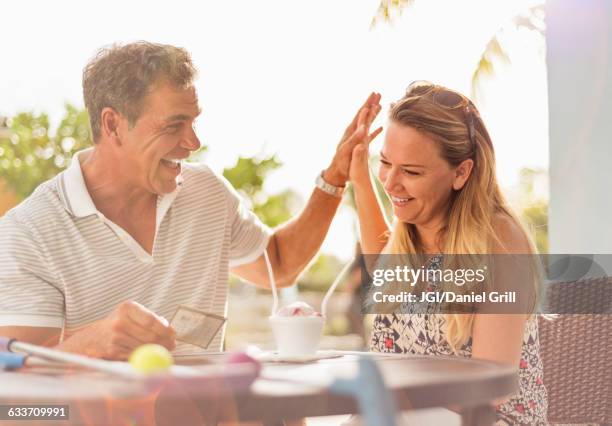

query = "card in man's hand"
170;305;227;349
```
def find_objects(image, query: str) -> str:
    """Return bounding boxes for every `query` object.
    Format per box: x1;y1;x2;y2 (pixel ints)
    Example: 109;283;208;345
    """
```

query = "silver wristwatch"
315;170;345;197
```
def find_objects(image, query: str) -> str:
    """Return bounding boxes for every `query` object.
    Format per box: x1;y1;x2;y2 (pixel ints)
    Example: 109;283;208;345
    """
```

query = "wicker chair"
538;276;612;425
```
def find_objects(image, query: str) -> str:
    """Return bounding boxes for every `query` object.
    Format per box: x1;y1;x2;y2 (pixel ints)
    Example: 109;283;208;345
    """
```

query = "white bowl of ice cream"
269;302;324;357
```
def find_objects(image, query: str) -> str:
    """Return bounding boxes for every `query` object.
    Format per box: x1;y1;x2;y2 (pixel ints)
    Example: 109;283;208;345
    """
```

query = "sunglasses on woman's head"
406;80;477;151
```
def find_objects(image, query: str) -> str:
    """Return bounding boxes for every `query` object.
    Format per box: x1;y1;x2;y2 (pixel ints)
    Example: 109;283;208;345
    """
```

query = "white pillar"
547;0;612;254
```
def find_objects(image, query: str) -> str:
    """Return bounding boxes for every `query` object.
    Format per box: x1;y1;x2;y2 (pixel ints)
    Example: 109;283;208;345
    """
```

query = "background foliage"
0;105;91;199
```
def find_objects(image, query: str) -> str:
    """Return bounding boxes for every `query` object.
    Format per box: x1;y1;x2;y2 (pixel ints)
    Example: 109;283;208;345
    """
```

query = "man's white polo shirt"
0;149;271;353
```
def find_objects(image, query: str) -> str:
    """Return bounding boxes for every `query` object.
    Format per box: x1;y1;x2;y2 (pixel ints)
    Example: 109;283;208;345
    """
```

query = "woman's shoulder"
491;212;533;254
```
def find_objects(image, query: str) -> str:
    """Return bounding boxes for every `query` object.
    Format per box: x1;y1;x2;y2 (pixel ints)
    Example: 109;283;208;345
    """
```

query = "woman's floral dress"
369;255;548;425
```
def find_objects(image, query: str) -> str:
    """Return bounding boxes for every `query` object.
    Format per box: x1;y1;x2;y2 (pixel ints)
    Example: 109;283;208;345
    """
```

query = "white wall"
547;0;612;254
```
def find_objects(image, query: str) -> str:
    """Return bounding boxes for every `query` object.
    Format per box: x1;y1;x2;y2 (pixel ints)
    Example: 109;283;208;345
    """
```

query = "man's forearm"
272;185;342;283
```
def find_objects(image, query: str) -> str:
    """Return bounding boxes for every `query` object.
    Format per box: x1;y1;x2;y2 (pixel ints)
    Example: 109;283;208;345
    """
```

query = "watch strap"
315;171;345;197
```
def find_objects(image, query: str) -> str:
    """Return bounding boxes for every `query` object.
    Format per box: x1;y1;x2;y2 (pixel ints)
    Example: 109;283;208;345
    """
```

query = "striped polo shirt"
0;149;271;353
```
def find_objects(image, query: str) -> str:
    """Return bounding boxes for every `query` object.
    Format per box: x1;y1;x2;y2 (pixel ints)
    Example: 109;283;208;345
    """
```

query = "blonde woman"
345;83;548;425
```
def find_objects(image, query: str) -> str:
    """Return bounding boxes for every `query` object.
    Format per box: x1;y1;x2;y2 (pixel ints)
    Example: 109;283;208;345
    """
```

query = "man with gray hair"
0;41;381;359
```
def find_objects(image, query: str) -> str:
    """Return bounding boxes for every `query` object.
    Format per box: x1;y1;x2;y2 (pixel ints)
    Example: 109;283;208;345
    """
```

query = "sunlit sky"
1;0;548;260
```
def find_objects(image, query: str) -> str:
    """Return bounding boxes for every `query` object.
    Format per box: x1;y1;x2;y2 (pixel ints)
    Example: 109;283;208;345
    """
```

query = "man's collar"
60;148;184;218
61;148;98;217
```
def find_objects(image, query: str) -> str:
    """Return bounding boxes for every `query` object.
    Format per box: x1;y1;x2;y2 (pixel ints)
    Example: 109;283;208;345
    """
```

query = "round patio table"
0;351;517;426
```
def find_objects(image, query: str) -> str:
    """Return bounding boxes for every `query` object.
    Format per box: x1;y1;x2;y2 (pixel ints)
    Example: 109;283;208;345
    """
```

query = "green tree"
517;167;549;253
223;156;300;228
298;253;345;292
0;105;92;199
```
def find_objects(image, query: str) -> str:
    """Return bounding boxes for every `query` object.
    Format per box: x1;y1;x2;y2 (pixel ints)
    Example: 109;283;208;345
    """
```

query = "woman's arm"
471;312;528;367
470;214;533;404
348;107;389;255
471;313;528;406
350;155;390;255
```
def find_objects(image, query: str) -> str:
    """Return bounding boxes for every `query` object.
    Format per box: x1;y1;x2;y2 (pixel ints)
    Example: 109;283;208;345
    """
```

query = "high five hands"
324;92;383;188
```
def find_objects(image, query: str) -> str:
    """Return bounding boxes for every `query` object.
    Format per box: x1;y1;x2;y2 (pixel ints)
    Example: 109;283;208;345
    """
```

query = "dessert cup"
269;315;325;357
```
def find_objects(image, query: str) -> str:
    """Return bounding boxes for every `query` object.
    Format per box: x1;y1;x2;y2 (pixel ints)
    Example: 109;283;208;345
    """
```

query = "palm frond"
369;0;545;100
471;2;545;100
513;4;545;36
370;0;415;29
471;36;511;99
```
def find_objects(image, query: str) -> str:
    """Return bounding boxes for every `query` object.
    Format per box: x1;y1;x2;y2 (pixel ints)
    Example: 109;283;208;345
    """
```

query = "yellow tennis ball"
129;344;174;374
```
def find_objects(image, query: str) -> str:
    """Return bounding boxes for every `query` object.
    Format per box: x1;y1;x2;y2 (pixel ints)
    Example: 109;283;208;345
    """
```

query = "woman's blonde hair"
383;82;538;351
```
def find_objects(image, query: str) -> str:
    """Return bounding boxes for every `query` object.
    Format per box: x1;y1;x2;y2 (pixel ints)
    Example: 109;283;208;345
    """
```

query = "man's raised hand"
324;92;383;187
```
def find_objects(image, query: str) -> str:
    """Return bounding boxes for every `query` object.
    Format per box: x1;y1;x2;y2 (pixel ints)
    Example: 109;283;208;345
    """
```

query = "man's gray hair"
83;41;197;141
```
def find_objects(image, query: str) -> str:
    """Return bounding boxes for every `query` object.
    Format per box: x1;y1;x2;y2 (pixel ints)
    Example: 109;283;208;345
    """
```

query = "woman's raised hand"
349;95;383;186
323;92;383;187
